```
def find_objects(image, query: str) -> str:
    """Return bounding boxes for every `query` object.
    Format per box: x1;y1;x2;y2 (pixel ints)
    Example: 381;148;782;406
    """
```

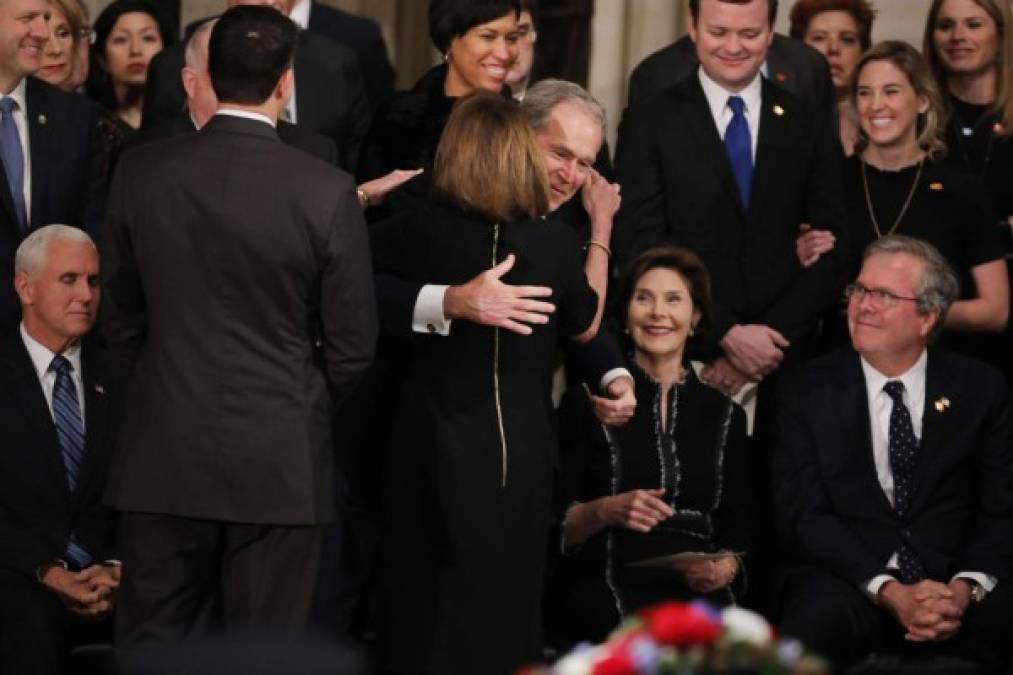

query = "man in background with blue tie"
773;236;1013;671
0;225;124;675
614;0;844;396
0;0;107;337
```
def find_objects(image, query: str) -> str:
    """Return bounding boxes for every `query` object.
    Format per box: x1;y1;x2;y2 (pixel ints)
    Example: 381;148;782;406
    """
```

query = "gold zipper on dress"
491;223;508;488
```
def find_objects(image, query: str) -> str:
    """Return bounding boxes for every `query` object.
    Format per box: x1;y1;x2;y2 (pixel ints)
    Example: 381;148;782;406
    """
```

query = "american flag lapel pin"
38;114;47;125
773;104;785;116
95;384;105;395
933;396;949;412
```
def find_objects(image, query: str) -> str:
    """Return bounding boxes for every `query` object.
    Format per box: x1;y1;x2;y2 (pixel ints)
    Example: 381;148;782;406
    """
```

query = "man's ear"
14;271;33;306
275;68;294;103
181;67;197;101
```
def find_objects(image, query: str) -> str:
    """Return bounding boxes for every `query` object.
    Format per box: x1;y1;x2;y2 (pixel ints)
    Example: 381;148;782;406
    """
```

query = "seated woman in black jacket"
548;246;752;648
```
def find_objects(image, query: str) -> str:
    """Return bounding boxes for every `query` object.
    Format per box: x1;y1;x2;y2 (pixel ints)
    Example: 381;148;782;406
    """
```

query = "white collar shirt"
20;323;85;425
214;108;276;128
697;66;762;163
861;351;927;507
289;0;311;29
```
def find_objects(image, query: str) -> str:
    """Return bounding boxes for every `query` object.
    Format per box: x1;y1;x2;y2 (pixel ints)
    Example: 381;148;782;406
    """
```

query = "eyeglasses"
844;282;920;309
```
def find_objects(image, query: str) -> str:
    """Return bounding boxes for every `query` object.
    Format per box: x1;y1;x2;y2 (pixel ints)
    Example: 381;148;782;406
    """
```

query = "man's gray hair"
185;18;217;69
521;78;607;139
15;225;96;277
863;235;959;337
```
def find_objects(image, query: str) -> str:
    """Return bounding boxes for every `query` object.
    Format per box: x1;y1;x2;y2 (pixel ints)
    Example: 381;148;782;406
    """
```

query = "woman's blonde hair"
923;0;1013;137
433;92;550;223
850;40;948;160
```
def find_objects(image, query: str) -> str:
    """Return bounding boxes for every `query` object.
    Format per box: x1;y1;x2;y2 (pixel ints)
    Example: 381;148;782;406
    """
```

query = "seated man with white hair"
0;225;124;675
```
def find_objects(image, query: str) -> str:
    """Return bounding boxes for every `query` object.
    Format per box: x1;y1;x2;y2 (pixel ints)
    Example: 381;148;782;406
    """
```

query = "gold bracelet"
585;239;612;257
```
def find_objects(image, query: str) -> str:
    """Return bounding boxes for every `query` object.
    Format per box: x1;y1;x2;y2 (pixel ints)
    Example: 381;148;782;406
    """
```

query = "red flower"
638;602;720;647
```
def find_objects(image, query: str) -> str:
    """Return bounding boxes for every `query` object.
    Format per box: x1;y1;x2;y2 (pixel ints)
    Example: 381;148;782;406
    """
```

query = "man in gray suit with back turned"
101;5;376;647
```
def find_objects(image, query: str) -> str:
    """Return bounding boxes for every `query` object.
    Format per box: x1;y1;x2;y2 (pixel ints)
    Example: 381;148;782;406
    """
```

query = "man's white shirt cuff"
412;285;452;336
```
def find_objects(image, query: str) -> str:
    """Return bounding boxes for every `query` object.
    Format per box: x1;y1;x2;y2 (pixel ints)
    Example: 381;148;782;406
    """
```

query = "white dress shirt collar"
20;323;82;381
860;350;928;410
214;108;276;128
289;0;311;30
697;67;762;127
3;77;27;109
697;67;762;162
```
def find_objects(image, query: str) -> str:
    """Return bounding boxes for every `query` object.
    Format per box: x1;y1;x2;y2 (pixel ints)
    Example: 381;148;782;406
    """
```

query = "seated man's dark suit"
627;33;833;111
141;32;369;172
0;79;107;337
0;333;123;674
772;348;1013;670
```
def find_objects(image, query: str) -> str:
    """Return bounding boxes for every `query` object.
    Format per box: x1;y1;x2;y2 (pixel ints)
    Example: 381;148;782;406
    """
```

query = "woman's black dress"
546;363;751;649
369;202;599;675
942;94;1013;383
820;156;1006;352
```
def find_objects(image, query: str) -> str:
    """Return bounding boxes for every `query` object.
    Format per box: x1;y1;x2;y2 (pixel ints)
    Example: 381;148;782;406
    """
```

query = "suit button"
427;323;437;334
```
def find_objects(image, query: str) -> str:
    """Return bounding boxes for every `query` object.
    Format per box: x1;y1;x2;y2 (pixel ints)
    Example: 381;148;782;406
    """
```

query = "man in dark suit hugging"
0;225;122;675
774;236;1013;672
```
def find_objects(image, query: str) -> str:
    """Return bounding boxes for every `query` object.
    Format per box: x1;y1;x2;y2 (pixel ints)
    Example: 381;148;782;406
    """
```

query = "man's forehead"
543;102;602;158
859;253;923;290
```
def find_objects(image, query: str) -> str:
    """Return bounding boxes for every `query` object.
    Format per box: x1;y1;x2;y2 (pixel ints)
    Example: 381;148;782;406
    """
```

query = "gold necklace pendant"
861;157;925;239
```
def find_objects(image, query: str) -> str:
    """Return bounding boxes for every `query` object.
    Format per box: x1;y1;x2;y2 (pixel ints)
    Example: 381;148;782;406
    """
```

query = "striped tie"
50;355;91;567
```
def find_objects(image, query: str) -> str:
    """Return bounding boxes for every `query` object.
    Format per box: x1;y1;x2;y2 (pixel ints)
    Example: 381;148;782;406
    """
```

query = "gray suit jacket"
102;114;377;524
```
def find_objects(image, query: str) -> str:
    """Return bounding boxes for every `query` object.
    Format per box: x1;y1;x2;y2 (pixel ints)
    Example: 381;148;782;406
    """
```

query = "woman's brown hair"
850;40;948;160
433;92;550;223
616;246;713;341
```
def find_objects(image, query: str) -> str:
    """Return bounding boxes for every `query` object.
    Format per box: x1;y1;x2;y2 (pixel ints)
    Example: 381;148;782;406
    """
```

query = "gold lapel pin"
773;105;785;116
934;397;950;412
929;182;944;191
38;114;47;125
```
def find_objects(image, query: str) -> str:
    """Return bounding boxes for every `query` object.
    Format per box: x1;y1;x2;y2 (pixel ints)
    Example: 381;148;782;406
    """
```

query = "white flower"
553;644;601;675
721;606;773;646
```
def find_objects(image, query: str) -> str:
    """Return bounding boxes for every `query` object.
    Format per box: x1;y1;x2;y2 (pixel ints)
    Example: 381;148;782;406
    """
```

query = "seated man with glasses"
771;235;1013;672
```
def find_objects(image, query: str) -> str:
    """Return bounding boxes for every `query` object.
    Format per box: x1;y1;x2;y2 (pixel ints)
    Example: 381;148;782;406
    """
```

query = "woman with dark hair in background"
357;0;521;216
924;0;1013;382
802;41;1008;353
369;92;612;675
86;0;173;131
790;0;877;155
546;246;750;650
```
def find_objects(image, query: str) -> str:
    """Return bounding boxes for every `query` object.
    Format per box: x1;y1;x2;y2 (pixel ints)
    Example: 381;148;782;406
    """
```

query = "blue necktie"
884;381;925;583
51;355;91;568
0;97;27;232
724;96;753;209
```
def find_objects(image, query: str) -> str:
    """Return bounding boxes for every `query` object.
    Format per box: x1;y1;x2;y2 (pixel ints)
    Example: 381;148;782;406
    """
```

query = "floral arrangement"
524;601;829;675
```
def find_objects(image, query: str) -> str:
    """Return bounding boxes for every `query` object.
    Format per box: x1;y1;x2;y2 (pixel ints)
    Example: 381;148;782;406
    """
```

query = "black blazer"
613;75;846;346
0;78;107;337
0;334;122;579
136;113;339;166
102;115;377;524
306;1;394;111
773;348;1013;585
141;32;369;172
627;33;834;112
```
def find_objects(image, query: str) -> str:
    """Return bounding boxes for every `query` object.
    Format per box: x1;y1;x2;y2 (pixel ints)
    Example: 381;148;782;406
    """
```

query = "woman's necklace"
861;156;924;238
